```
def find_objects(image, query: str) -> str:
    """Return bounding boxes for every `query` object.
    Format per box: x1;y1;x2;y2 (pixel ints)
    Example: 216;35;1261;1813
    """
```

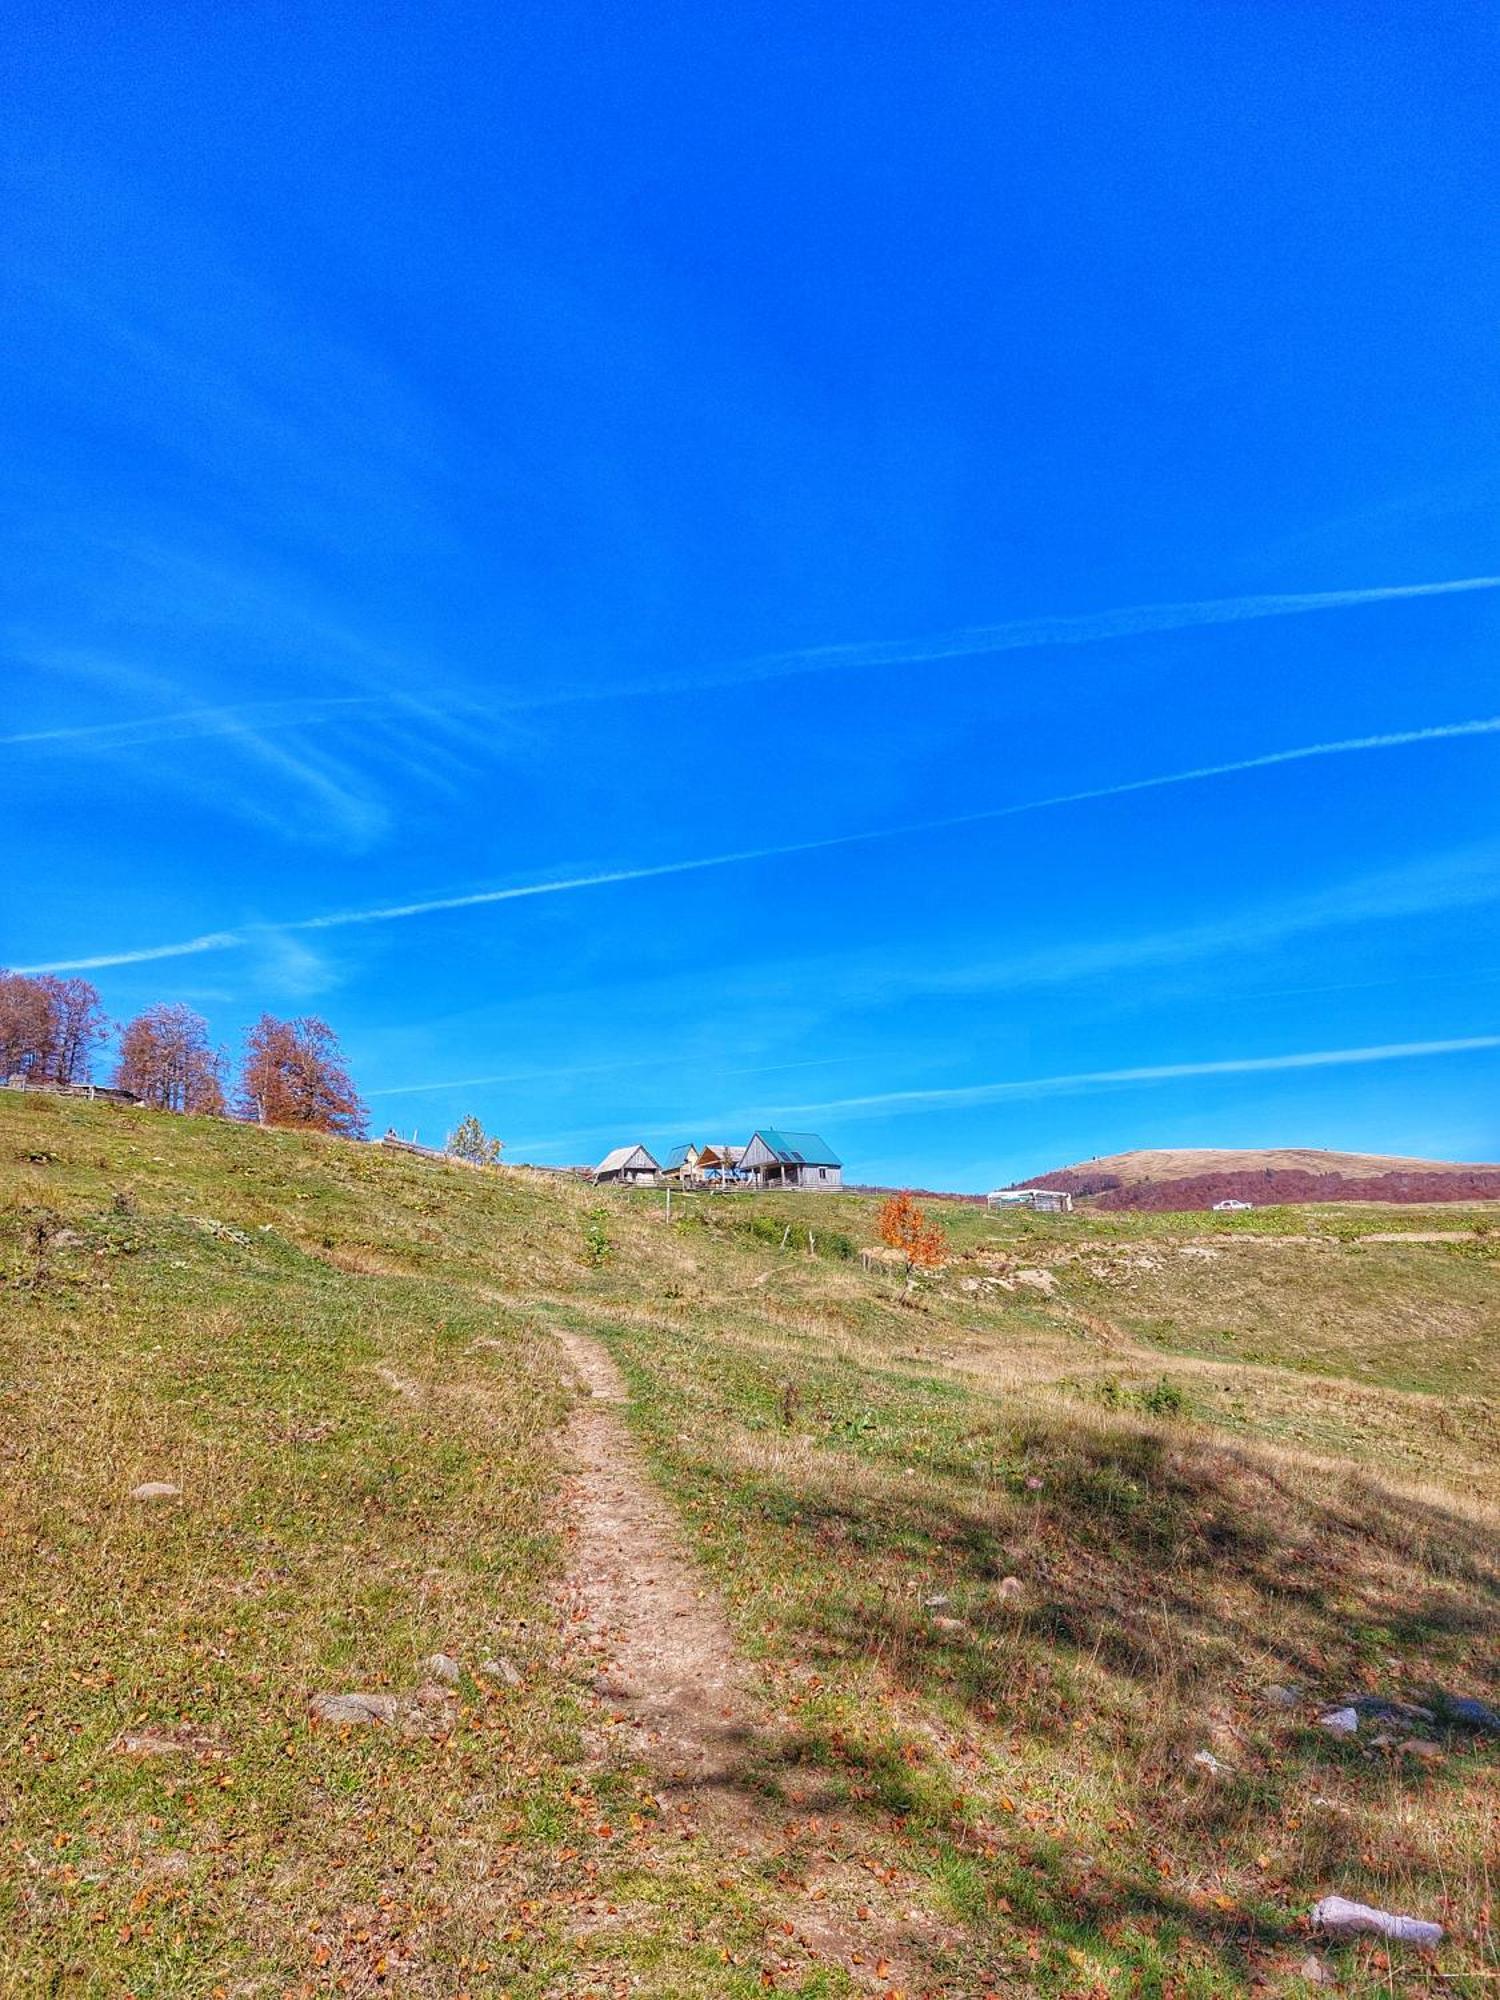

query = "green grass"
2;1095;1496;1995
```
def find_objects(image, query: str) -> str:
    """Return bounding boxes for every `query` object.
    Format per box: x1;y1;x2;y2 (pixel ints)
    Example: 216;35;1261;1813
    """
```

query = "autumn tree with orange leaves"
238;1015;367;1138
877;1191;947;1274
0;971;107;1085
116;1004;227;1114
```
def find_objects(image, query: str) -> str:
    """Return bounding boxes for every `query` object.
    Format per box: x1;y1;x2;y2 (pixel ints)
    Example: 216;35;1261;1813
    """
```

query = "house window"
818;1168;826;1180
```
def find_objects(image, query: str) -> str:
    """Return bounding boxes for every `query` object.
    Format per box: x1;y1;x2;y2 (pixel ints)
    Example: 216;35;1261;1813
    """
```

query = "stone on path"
130;1481;181;1502
1311;1896;1442;1949
309;1692;401;1726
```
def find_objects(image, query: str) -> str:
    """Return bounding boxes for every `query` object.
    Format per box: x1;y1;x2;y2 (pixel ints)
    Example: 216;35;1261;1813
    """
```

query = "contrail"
364;1051;851;1101
13;574;1500;742
560;572;1500;704
17;712;1500;973
15;840;857;972
924;714;1500;828
770;1035;1500;1122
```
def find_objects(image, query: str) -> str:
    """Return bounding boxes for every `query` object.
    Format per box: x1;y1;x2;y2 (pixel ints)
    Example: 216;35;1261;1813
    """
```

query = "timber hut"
594;1143;660;1185
739;1130;842;1190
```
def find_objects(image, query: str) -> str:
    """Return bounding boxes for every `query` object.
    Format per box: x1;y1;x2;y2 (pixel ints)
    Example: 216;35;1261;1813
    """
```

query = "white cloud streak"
771;1036;1500;1123
18;710;1500;975
14;573;1500;751
562;572;1500;703
0;695;379;750
364;1051;852;1101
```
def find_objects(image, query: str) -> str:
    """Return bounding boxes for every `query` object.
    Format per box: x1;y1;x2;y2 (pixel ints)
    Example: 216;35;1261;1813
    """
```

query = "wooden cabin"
739;1129;842;1190
594;1143;660;1185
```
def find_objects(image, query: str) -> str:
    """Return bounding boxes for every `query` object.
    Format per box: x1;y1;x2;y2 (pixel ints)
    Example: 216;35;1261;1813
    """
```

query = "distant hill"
1018;1145;1500;1210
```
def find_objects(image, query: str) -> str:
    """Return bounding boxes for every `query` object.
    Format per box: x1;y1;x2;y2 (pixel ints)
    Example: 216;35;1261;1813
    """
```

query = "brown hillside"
1019;1145;1500;1210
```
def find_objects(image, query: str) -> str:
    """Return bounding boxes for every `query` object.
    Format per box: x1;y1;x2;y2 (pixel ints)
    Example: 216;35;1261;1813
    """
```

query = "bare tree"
239;1015;366;1137
116;1004;226;1113
49;977;108;1084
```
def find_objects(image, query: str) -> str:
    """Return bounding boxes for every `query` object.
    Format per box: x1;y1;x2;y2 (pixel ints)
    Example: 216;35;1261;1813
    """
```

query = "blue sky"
5;0;1499;1188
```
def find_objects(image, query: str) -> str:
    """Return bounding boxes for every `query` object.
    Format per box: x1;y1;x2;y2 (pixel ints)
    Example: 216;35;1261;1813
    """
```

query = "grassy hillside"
1;1094;1496;1996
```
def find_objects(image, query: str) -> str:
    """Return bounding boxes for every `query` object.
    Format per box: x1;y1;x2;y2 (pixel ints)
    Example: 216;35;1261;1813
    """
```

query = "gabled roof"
744;1128;841;1168
662;1142;699;1170
595;1143;658;1174
697;1141;743;1166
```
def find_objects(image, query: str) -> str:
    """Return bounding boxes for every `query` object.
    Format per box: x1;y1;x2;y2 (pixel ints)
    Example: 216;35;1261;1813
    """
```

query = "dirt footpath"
546;1319;958;1994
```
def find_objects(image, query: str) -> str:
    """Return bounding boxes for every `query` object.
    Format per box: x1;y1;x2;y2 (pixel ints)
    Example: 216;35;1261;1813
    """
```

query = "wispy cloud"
472;1033;1500;1159
885;835;1500;1004
770;1035;1500;1123
535;572;1500;705
19;709;1500;975
364;1051;854;1101
0;694;379;750
17;573;1500;748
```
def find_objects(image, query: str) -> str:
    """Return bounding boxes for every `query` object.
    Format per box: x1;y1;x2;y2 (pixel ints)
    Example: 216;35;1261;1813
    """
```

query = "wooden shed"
594;1143;660;1185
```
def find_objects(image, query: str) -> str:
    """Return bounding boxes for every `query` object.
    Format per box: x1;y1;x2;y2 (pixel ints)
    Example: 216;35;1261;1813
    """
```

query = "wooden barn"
594;1143;660;1185
739;1129;842;1190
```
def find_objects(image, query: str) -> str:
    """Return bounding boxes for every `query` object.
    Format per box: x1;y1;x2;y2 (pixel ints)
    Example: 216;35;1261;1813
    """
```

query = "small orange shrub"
877;1191;947;1270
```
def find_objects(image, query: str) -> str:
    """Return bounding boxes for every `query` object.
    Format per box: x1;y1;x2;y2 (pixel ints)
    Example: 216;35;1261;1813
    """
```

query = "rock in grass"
996;1575;1024;1600
480;1655;523;1687
1443;1694;1500;1733
309;1692;401;1726
1311;1896;1442;1949
1191;1749;1225;1774
1299;1952;1337;1985
1318;1707;1359;1737
130;1481;181;1502
1351;1695;1434;1726
424;1652;462;1685
1265;1683;1301;1709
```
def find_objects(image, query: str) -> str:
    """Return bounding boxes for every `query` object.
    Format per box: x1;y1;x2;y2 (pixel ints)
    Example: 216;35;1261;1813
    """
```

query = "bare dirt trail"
545;1318;955;1995
549;1321;756;1828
